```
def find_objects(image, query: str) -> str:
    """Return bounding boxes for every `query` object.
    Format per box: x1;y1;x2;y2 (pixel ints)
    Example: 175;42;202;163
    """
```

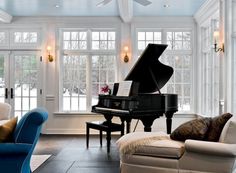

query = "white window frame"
198;16;220;117
9;29;41;49
0;30;9;49
58;28;118;113
135;28;193;113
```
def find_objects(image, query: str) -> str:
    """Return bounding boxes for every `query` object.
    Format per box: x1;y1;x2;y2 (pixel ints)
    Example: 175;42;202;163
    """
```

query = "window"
0;28;42;118
14;32;38;43
0;32;6;44
137;29;192;112
91;55;116;106
92;31;115;50
199;19;220;116
62;55;87;111
60;29;117;112
137;31;162;50
167;31;191;50
63;31;87;50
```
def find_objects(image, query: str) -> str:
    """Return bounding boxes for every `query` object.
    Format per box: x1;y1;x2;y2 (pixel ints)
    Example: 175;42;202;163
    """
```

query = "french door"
0;51;42;118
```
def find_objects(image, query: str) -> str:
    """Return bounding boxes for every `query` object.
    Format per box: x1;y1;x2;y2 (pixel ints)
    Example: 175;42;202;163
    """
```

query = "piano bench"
86;121;124;153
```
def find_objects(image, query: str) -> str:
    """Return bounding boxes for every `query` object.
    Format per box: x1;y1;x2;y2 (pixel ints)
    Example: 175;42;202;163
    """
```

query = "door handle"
5;88;8;99
10;88;13;99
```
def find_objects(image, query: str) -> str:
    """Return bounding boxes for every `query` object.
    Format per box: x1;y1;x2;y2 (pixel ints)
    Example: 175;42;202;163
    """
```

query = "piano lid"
125;44;173;93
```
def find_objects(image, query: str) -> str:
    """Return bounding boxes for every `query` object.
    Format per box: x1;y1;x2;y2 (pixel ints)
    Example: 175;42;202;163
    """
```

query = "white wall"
1;16;196;134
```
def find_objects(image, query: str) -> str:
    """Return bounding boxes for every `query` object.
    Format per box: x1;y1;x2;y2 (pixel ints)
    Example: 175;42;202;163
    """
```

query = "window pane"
108;32;115;40
71;32;78;40
92;32;99;40
100;32;107;40
154;32;161;40
0;32;5;43
64;32;70;40
92;41;99;49
146;32;153;40
138;41;145;50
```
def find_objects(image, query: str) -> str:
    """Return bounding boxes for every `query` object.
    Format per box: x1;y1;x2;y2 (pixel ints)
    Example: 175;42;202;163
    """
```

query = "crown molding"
0;9;12;23
194;0;219;25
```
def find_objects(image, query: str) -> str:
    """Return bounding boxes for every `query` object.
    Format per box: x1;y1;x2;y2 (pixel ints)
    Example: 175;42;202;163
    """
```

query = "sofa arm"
0;143;31;155
185;140;236;157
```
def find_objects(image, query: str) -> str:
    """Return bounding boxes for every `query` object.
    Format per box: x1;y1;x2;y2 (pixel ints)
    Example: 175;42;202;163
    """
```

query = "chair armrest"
185;140;236;157
0;143;31;155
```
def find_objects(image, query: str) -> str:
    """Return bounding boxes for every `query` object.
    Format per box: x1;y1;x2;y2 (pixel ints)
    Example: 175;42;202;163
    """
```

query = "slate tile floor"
33;135;120;173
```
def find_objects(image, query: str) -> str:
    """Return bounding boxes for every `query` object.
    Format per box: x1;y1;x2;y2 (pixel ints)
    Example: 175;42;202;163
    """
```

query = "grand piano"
92;44;178;134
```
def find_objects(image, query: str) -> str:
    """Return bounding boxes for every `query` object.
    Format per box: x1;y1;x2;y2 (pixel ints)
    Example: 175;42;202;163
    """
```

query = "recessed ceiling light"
163;4;170;8
55;4;60;8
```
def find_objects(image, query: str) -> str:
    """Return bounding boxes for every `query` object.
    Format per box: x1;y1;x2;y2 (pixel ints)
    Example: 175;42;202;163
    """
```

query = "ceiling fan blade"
96;0;112;7
133;0;152;6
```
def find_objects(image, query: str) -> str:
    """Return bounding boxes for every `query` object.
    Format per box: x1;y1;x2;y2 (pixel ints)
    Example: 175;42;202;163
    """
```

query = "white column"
220;0;233;112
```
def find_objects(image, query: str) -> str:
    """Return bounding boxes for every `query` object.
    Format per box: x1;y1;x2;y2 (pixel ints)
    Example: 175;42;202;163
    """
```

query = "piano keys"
92;44;178;134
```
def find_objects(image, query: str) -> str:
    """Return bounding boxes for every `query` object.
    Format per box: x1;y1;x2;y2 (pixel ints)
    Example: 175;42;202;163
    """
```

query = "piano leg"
165;111;174;134
140;116;157;132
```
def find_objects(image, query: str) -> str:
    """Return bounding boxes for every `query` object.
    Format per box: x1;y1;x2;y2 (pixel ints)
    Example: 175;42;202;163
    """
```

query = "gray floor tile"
67;167;119;173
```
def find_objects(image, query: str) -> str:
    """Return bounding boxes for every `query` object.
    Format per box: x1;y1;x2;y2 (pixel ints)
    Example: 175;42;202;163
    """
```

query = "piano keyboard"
95;107;129;113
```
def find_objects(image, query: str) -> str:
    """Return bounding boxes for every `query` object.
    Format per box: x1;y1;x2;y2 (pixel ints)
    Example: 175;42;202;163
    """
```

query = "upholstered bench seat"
135;139;185;159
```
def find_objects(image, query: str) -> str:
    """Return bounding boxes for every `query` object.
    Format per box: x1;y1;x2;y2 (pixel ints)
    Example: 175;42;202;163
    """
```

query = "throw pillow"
206;113;233;142
170;117;211;141
0;117;18;143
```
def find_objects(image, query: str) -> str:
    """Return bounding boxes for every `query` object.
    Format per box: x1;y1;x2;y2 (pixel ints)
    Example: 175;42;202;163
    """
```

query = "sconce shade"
213;31;219;39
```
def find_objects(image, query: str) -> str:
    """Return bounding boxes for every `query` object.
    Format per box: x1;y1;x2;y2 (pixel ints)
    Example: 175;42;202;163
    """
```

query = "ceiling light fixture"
163;4;170;8
55;4;60;8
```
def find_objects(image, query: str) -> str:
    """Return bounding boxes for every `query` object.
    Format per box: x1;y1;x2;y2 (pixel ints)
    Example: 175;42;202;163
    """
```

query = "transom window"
167;31;191;50
63;31;87;50
60;29;117;112
92;31;115;50
137;31;162;50
14;32;38;43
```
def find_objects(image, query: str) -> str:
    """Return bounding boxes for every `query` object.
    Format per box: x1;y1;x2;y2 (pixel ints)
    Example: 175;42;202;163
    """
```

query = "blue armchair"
0;108;48;173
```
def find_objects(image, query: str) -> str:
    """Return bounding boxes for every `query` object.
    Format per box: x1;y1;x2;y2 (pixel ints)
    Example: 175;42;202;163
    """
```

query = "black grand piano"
92;44;178;134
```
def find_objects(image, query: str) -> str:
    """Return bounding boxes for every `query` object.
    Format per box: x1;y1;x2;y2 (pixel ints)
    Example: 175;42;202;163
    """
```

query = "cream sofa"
117;117;236;173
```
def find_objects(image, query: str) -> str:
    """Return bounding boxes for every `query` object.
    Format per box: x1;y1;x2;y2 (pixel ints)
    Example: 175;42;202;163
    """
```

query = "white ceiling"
0;0;206;17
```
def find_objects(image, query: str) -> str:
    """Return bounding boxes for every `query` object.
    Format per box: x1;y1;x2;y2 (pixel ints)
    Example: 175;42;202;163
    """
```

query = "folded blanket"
116;131;170;155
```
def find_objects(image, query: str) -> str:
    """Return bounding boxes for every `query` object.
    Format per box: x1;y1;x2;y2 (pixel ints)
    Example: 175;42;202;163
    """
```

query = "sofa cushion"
206;113;232;142
170;117;211;141
219;117;236;143
134;139;185;159
0;117;18;142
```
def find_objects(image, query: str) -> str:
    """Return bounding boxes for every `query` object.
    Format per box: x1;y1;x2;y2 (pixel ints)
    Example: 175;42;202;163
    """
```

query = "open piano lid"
125;44;173;93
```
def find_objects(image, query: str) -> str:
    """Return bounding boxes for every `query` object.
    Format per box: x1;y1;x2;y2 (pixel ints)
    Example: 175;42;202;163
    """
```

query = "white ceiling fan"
96;0;152;7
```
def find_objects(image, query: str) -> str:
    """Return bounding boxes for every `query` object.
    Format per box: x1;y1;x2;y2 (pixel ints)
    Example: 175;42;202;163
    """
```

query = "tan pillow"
170;118;211;141
0;117;18;143
206;113;232;142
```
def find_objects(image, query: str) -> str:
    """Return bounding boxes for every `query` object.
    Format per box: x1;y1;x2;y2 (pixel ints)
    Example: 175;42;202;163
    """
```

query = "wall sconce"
47;46;53;62
213;31;224;53
124;46;129;63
